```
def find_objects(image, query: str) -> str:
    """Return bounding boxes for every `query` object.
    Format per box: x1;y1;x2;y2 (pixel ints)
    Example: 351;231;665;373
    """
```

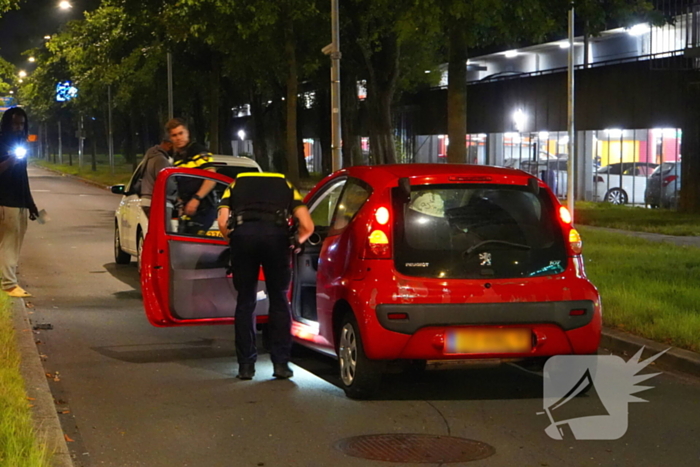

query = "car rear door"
141;167;269;327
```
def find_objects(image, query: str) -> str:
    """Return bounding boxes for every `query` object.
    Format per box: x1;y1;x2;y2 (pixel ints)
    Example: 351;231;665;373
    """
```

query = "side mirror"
527;178;540;195
398;177;411;202
111;185;126;195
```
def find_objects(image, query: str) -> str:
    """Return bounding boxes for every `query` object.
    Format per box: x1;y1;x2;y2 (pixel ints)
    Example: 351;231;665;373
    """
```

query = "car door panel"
141;167;269;327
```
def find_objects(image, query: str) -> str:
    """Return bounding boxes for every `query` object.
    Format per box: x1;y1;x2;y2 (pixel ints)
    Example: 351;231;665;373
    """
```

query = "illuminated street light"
512;108;527;132
504;50;519;58
18;70;27;78
627;24;650;36
58;1;72;10
28;57;36;62
44;35;51;40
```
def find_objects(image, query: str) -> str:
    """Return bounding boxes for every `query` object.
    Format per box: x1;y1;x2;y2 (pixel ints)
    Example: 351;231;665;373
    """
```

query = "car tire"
136;232;144;274
338;313;384;399
604;188;628;205
114;223;131;265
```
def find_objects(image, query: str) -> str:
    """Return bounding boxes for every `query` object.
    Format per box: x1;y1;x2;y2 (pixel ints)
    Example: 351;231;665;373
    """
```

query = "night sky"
0;0;100;67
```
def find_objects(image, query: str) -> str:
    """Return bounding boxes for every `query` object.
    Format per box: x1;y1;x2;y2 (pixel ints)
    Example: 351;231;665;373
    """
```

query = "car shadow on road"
91;337;236;364
290;345;544;401
103;262;142;298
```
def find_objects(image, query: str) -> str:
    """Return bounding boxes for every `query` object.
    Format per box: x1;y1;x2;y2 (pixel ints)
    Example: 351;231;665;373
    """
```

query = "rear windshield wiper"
464;240;532;257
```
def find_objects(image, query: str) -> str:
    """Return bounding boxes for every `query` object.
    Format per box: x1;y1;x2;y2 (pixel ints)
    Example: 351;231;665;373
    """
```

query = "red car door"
140;167;269;327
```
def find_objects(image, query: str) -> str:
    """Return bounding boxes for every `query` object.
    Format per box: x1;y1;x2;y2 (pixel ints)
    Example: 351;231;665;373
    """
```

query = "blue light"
55;81;78;102
13;146;27;159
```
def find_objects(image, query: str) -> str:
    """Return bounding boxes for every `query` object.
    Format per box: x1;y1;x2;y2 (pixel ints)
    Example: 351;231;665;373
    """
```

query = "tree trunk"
341;68;361;167
680;79;700;212
208;59;221;154
316;67;332;175
285;25;300;185
250;90;270;171
447;24;467;164
296;105;310;179
361;34;400;165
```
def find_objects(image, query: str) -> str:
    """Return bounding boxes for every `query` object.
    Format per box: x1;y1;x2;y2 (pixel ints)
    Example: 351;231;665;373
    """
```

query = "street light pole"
567;6;575;220
330;0;342;172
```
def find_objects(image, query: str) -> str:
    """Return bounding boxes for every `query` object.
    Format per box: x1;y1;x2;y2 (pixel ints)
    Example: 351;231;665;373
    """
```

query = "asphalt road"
18;166;700;467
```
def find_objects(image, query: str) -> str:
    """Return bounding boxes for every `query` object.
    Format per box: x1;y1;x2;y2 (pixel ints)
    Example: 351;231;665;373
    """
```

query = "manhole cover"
334;434;495;464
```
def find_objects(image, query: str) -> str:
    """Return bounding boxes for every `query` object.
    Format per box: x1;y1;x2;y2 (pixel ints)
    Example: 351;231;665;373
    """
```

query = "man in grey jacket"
140;139;173;198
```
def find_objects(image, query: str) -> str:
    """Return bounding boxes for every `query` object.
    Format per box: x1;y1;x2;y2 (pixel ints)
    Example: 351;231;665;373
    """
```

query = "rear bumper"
376;300;595;334
360;301;601;360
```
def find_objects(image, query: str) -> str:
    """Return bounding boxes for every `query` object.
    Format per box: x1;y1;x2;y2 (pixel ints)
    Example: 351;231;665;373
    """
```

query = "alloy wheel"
339;323;358;386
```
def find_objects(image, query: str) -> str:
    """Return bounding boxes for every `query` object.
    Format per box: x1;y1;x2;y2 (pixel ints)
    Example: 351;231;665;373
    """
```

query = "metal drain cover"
335;434;495;464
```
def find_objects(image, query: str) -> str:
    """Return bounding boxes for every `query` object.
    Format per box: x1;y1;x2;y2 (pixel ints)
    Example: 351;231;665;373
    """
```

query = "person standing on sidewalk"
0;107;39;298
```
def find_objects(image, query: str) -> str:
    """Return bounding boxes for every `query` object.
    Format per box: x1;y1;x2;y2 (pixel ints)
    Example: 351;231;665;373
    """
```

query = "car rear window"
392;184;568;279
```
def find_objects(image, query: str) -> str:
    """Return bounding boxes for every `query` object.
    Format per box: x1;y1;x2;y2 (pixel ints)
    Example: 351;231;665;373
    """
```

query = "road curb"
601;327;700;378
10;298;74;467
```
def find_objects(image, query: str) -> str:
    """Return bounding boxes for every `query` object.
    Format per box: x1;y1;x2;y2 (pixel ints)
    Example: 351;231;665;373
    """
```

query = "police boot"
272;362;293;379
237;363;255;380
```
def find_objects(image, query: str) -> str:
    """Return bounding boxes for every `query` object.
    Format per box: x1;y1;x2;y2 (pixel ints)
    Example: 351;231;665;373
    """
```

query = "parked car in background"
593;162;658;205
111;155;261;271
645;161;681;209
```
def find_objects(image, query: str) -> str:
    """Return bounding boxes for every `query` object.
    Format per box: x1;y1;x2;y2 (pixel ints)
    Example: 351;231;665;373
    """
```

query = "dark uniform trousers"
230;228;292;364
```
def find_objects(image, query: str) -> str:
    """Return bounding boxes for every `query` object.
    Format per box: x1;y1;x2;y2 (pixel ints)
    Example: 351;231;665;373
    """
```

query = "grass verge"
581;226;700;353
576;201;700;236
0;294;50;467
32;159;134;187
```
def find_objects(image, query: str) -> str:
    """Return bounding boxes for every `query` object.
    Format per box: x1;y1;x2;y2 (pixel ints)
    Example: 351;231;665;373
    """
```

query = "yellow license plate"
445;328;532;354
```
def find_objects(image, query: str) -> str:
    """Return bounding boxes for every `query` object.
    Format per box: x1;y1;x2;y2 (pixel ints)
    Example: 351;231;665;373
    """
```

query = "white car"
111;155;262;270
592;162;658;205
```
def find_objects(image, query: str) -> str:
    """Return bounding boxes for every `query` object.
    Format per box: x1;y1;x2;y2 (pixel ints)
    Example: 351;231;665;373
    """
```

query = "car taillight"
569;229;583;255
363;207;392;259
559;206;572;224
662;175;678;187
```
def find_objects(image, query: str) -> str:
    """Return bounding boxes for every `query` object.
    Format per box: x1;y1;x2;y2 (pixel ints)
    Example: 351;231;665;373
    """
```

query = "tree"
0;0;20;15
0;56;15;95
342;0;438;165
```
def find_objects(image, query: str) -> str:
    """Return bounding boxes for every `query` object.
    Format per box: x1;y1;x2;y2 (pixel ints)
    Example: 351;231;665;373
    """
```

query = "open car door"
141;167;269;327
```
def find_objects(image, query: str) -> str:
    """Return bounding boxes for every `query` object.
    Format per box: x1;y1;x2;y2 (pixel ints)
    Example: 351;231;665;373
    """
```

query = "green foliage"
0;295;51;467
581;227;700;352
0;0;20;15
0;57;16;96
576;202;700;236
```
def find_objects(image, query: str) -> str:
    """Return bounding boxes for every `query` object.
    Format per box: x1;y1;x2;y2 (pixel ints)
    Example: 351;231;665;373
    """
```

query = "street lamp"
18;70;27;78
58;1;72;10
28;57;36;63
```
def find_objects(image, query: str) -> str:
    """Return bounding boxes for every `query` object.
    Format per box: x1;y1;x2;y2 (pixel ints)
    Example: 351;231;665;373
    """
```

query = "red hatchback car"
141;164;601;399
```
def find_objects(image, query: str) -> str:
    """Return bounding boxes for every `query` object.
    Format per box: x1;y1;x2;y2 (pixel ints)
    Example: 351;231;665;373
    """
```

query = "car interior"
161;173;269;321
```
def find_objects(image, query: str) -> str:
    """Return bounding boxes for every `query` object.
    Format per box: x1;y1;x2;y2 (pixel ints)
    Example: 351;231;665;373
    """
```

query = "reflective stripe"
218;185;233;210
286;181;304;201
237;172;285;179
174;152;213;168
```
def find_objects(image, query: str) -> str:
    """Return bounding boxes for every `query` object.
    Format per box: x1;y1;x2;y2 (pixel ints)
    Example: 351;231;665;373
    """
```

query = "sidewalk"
580;225;700;249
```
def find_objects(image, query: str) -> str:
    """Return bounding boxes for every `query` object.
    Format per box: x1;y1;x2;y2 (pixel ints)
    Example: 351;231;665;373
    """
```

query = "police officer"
217;172;313;380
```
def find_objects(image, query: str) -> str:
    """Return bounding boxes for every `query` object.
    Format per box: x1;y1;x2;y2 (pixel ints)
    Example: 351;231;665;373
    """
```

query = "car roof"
210;154;261;169
346;163;527;179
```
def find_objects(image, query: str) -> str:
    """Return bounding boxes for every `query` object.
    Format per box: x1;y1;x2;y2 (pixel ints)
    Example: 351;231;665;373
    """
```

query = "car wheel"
604;188;628;205
338;313;384;399
136;232;144;273
114;223;131;265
